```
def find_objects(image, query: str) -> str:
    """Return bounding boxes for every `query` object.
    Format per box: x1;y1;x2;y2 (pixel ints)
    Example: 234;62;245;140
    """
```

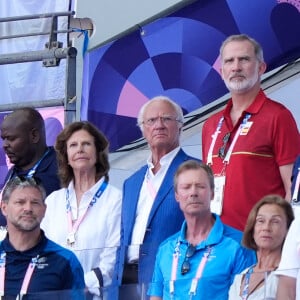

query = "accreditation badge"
210;175;225;215
67;232;76;246
240;121;253;135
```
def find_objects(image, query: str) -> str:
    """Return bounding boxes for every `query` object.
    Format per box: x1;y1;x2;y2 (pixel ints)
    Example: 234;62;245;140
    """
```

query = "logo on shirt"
36;256;49;269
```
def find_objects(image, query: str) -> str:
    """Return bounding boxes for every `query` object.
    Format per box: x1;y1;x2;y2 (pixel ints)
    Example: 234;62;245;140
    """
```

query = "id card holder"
67;232;76;246
210;175;225;215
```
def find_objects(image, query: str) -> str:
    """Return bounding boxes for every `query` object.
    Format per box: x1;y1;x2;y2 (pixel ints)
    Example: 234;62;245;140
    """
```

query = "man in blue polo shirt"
148;160;255;300
0;176;85;299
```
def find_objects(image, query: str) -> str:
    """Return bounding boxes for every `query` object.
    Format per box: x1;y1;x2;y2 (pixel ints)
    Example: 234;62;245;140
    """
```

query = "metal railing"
0;10;77;124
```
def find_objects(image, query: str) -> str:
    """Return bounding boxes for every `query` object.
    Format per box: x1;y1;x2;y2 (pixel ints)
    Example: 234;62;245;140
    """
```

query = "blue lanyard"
26;148;50;177
241;265;255;300
66;179;108;212
1;148;50;195
65;180;108;245
7;148;50;181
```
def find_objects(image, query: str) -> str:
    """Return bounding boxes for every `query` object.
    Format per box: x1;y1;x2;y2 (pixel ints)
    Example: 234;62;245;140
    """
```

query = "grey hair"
174;160;215;192
2;177;46;203
220;34;264;62
137;96;184;132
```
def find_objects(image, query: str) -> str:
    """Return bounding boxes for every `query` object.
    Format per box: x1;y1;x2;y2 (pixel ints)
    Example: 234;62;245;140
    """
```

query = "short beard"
12;216;41;232
224;63;260;93
224;72;259;93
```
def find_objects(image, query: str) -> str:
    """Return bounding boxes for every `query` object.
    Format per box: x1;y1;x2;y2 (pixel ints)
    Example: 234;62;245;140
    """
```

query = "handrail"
0;9;77;122
0;11;74;23
0;29;71;41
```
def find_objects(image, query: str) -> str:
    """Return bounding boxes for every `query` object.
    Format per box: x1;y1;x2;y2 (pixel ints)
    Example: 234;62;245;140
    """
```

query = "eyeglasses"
181;244;196;275
142;116;181;127
218;132;231;159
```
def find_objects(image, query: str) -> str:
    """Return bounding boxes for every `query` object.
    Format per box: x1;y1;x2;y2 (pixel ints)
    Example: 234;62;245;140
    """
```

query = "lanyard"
292;168;300;203
26;148;50;178
66;180;108;245
207;117;224;165
241;265;271;299
223;113;251;163
169;240;212;299
207;114;251;165
0;251;39;297
0;252;5;296
0;148;50;204
146;171;157;200
241;266;253;300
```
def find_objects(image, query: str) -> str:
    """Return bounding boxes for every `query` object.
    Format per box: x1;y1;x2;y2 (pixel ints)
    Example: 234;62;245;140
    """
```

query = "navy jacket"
0;147;60;226
0;231;85;299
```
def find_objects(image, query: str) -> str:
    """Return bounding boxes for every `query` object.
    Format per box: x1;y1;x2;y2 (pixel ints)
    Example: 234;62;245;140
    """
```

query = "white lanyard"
292;168;300;203
0;251;39;297
207;117;224;165
207;114;251;165
66;180;108;245
223;113;251;163
169;240;212;299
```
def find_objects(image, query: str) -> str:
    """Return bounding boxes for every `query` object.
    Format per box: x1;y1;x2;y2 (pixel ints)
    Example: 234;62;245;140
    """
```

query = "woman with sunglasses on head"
40;121;122;300
228;194;294;300
148;160;255;300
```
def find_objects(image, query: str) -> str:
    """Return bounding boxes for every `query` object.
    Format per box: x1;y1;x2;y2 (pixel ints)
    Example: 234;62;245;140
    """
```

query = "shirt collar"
178;214;224;249
146;147;180;169
68;177;105;199
2;230;47;255
224;89;267;118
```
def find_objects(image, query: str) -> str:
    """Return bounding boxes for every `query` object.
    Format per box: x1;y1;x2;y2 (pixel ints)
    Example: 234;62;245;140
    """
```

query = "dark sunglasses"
181;244;196;275
13;175;41;185
218;132;231;159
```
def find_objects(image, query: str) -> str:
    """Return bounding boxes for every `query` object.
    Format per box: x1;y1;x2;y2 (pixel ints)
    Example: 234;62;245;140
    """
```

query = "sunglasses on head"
13;175;41;185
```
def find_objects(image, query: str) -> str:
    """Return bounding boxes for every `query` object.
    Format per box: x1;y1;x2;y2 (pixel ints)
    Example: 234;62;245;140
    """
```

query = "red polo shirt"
202;89;300;230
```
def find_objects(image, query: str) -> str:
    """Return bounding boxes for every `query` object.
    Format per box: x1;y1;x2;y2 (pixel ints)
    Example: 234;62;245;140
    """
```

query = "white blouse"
41;177;122;297
228;267;278;300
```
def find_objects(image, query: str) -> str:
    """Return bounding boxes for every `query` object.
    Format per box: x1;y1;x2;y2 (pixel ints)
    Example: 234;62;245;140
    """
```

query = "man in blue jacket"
115;96;199;299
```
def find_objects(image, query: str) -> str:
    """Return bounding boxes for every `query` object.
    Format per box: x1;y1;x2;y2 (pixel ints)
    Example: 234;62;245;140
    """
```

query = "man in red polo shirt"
202;34;300;231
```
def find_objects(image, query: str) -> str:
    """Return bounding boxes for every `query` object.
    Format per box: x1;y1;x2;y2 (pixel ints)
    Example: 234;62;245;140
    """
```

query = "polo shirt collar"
1;230;47;255
179;214;224;249
224;89;267;118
